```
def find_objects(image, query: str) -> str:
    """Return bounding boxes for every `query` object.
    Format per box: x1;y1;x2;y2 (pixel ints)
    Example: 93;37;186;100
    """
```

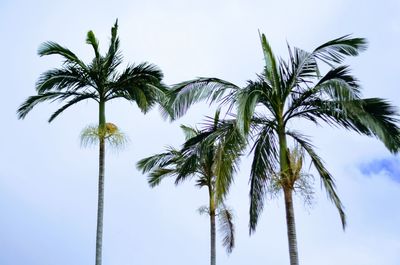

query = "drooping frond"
170;77;239;119
218;204;235;253
109;62;165;113
212;121;244;202
17;92;87;120
236;82;262;135
287;130;346;229
249;124;278;233
48;93;97;122
136;147;181;187
299;98;400;153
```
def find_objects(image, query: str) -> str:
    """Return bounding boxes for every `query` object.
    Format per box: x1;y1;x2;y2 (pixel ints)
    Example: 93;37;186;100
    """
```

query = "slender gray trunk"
284;187;299;265
210;210;216;265
95;137;105;265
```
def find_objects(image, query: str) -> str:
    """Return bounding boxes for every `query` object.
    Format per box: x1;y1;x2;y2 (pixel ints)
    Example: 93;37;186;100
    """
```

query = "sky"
1;0;400;264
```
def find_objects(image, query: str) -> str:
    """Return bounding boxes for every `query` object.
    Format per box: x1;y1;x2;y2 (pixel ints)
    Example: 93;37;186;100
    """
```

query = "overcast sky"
1;0;399;264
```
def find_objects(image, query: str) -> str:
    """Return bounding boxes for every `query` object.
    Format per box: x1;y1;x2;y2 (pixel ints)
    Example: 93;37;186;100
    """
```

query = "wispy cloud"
360;158;400;183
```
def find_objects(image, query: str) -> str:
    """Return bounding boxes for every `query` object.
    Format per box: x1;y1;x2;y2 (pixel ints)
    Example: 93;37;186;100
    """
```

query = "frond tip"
80;123;128;150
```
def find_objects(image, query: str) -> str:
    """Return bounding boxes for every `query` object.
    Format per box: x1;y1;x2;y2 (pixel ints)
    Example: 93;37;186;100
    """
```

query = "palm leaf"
287;130;346;229
249;124;278;233
48;93;97;122
169;77;239;119
218;204;235;253
313;35;368;65
38;41;88;70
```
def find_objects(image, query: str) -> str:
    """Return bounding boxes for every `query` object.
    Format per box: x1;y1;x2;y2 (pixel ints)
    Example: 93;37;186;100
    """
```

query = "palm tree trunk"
96;100;106;265
278;121;299;265
209;185;216;265
283;187;299;265
210;210;216;265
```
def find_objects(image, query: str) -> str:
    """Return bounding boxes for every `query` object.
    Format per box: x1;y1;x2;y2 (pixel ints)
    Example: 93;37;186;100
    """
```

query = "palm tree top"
17;19;170;122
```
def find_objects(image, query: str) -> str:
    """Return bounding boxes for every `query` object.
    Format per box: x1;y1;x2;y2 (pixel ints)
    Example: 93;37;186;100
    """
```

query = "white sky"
1;0;399;264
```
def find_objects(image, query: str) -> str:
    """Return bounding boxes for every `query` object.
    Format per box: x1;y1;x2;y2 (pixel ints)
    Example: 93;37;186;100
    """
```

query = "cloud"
360;158;400;183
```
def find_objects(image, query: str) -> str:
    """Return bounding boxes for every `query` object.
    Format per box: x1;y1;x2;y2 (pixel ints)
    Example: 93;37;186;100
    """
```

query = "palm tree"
168;33;400;265
137;111;243;265
17;20;169;265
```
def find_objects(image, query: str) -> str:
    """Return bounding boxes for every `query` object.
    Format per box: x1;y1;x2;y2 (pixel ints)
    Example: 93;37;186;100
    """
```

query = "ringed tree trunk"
96;100;106;265
278;124;299;265
209;186;216;265
283;187;298;265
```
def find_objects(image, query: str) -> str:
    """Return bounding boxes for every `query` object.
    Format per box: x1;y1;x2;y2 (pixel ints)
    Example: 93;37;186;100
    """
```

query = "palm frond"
104;19;122;73
259;32;280;90
180;124;199;141
36;66;92;93
299;98;400;153
136;148;180;187
169;77;239;119
236;83;262;135
313;35;368;65
136;148;178;173
249;125;278;233
86;30;100;59
108;62;165;113
38;41;88;70
48;93;97;122
218;204;235;253
197;205;209;215
213;122;244;202
17;92;80;120
287;130;346;229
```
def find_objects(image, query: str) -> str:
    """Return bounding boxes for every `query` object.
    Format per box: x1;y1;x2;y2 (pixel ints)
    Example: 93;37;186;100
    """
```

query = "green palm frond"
213;122;244;202
38;41;88;69
299;98;400;153
48;93;97;122
136;147;181;187
313;35;368;65
287;130;346;229
86;30;100;59
170;77;239;119
259;32;280;90
249;125;278;233
236;83;262;135
180;124;199;141
36;66;92;93
108;62;166;113
17;92;82;120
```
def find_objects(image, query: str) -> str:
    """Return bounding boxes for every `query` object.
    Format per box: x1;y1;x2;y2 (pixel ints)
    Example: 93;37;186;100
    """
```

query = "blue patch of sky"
360;158;400;183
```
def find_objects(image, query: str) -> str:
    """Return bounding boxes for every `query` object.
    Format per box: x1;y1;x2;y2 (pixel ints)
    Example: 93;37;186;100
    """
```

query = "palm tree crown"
137;111;243;264
17;20;169;122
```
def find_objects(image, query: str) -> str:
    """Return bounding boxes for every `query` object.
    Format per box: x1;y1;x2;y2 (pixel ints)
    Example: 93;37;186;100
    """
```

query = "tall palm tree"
137;111;243;265
168;33;400;265
17;20;169;265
